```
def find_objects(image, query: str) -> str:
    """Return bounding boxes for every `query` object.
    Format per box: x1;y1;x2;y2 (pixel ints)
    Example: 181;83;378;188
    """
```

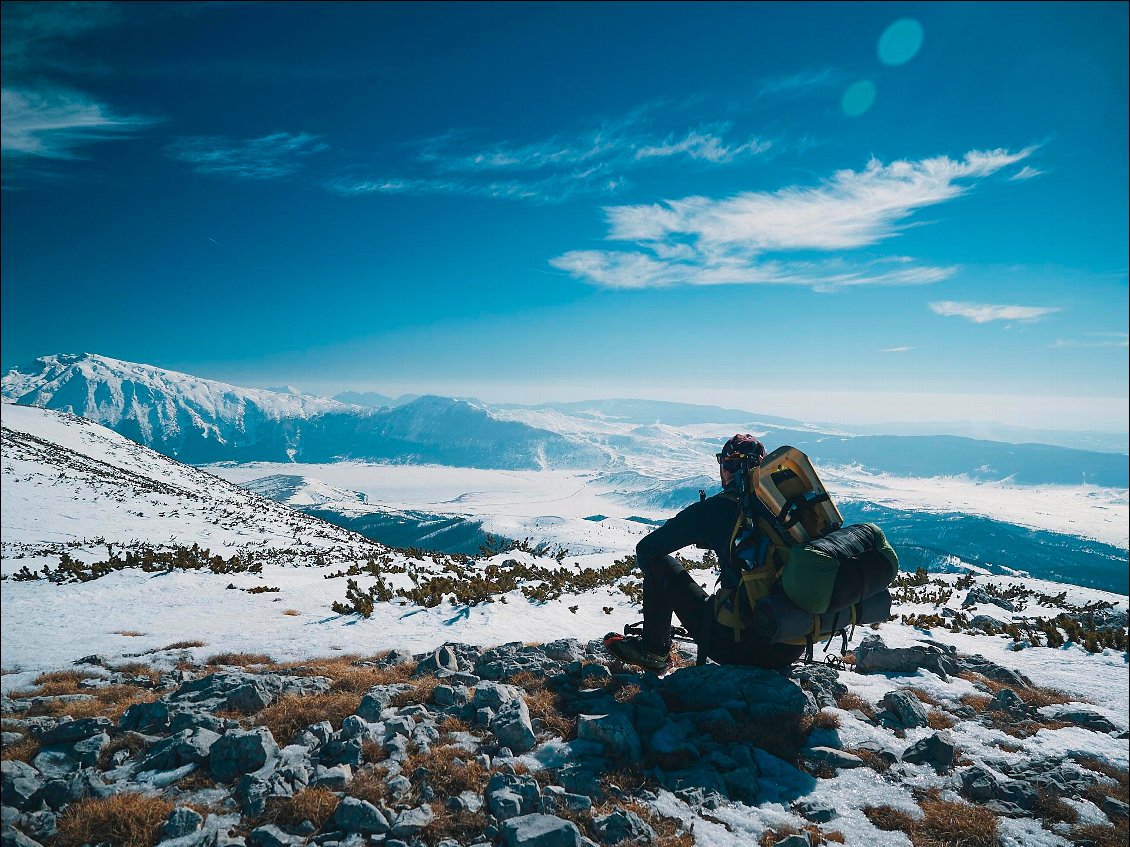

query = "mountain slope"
0;402;380;565
2;355;608;470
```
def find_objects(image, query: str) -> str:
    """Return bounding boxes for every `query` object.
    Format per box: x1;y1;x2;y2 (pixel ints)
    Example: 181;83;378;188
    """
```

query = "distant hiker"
604;434;804;672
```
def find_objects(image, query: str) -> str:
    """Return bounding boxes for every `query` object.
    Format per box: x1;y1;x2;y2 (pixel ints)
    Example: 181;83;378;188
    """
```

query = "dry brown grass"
1030;790;1079;826
400;744;490;806
956;671;1072;707
23;681;161;722
344;766;390;806
848;747;894;774
759;823;841;846
261;787;339;829
97;732;151;770
161;640;207;650
282;609;301;616
114;630;146;637
586;797;694;847
0;737;38;763
1076;755;1130;815
960;693;992;711
926;710;956;730
56;793;174;847
206;652;274;667
438;715;470;735
420;808;490;845
1070;821;1130;847
264;654;416;694
0;668;16;676
524;687;577;739
175;768;218;792
811;710;842;731
255;692;362;743
835;691;876;719
907;687;943;707
391;675;440;707
865;796;999;847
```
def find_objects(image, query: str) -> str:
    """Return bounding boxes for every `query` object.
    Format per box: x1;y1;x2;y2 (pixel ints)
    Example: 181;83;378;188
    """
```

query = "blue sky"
2;1;1127;429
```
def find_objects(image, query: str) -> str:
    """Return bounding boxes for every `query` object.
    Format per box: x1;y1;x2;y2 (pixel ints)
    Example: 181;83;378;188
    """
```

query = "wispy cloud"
550;148;1031;291
167;132;328;180
337;114;773;203
756;67;841;99
1009;165;1045;181
1052;332;1128;349
929;300;1061;323
1;87;156;159
881;346;915;353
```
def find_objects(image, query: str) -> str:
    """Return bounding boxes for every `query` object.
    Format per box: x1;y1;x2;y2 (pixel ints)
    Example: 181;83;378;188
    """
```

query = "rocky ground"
2;631;1128;847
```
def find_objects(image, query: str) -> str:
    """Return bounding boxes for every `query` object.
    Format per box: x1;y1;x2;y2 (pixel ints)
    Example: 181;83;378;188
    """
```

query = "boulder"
331;797;389;834
962;586;1015;611
473;682;523;712
501;814;582;847
390;805;435;838
164;807;204;839
880;691;929;728
854;635;955;680
576;713;642;762
248;824;303;847
492;700;537;754
660;664;811;717
356;684;412;721
36;717;112;746
801;747;865;771
592;809;655;844
901;732;956;772
1040;706;1118;734
794;798;837;823
210;728;279;783
416;646;461;676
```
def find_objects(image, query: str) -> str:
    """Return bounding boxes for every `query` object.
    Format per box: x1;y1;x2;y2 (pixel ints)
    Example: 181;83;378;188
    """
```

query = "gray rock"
657;767;728;797
383;715;416;741
880;691;930;728
542;639;585;663
660;664;811;717
311;765;352;790
490;789;525;821
773;834;811;847
987;689;1029;719
377;648;415;667
142;728;221;772
473;681;523;711
0;825;44;847
2;761;45;809
71;733;109;767
36;717;112;746
962;586;1016;611
1040;706;1118;734
969;614;1005;630
390;805;434;838
1102;796;1129;819
957;655;1032;689
164;807;204;839
249;824;304;847
592;809;654;845
960;765;1001;801
387;774;412;798
721;766;760;804
31;747;77;780
15;811;55;842
801;747;865;770
0;809;18;827
492;699;537;754
416;646;461;676
0;734;23;748
539;786;591;815
794;798;837;823
120;700;175;733
854;635;955;679
331;797;390;834
501;813;581;847
576;713;642;762
356;684;411;722
210;728;279;782
433;684;469;708
901;732;956;772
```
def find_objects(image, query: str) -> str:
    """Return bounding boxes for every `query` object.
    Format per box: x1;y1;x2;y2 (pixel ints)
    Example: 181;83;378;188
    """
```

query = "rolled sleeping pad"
755;588;893;644
780;522;899;614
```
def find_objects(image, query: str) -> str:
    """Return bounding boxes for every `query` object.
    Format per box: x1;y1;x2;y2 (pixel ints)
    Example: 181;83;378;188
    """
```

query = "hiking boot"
602;632;672;674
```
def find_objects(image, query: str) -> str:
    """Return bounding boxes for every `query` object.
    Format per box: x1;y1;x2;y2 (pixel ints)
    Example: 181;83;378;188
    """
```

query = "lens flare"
878;18;924;66
841;80;876;116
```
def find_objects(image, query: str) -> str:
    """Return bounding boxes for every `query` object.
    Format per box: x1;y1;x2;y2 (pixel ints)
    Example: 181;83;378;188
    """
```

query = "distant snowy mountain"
240;474;368;507
332;390;419;408
2;355;607;470
495;398;803;427
0;403;379;564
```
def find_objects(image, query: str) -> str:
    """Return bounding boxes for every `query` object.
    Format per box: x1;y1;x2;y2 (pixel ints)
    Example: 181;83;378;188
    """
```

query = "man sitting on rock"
604;434;805;673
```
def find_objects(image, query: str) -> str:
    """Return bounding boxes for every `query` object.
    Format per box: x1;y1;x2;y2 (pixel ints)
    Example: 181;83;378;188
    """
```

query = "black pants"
640;554;804;669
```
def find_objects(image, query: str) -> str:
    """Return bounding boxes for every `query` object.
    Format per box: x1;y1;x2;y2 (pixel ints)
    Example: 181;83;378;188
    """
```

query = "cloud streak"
1;87;155;159
1052;332;1128;349
337;114;773;203
166;132;328;180
929;300;1061;323
551;148;1033;291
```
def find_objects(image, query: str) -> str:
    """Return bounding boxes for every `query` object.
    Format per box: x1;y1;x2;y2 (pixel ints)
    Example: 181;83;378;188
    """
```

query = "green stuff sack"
780;523;899;615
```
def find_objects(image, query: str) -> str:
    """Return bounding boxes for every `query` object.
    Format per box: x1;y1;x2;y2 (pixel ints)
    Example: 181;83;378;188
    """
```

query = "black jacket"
635;491;742;589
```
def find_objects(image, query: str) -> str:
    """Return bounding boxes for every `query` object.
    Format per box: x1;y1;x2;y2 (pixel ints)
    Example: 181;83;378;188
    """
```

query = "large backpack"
704;445;898;659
